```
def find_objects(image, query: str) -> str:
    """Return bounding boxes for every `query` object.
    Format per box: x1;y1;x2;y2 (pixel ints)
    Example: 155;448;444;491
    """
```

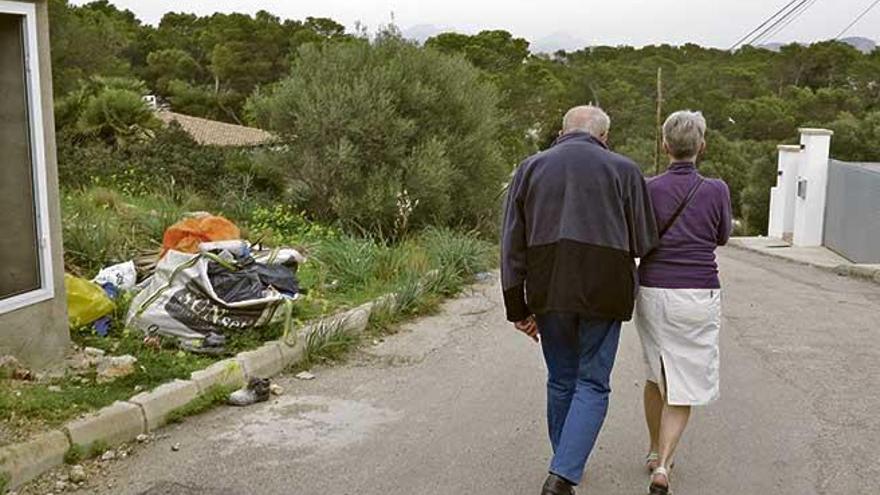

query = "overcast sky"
74;0;880;49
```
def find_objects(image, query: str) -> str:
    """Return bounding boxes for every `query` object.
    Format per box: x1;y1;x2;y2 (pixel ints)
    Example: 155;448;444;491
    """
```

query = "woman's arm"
717;181;733;246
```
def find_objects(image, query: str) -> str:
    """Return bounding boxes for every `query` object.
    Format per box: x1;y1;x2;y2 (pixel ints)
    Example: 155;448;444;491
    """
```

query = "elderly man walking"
501;106;658;494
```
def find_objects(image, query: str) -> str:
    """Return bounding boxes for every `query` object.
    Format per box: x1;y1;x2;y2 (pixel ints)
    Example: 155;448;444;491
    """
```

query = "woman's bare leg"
643;381;662;458
652;404;692;487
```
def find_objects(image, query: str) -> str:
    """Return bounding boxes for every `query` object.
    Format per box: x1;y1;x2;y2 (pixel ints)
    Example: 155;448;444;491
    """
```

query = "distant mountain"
840;36;876;53
758;42;786;52
758;37;876;53
402;24;445;43
531;31;587;54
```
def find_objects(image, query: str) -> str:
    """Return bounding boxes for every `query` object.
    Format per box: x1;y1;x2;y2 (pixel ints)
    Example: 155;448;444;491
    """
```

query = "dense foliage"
424;35;880;232
49;1;880;238
246;33;507;236
49;0;349;123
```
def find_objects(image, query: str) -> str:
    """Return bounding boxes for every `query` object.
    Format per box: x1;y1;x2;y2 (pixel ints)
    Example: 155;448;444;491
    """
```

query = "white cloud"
73;0;880;48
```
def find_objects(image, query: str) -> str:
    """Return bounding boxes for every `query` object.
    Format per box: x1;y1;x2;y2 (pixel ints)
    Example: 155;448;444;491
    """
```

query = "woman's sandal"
649;466;672;495
645;453;675;473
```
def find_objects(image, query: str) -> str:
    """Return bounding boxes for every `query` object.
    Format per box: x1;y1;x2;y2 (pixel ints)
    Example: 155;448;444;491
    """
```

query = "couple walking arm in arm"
501;107;732;495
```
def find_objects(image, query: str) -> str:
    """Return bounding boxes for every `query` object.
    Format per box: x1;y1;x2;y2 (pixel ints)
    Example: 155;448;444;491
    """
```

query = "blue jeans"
537;313;622;485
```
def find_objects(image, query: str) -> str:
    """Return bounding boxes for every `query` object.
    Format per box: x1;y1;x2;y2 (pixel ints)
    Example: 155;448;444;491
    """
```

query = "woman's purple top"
638;162;733;289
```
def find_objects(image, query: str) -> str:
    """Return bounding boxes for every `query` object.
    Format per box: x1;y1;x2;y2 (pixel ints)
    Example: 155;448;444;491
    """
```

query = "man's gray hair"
663;110;707;160
562;105;611;138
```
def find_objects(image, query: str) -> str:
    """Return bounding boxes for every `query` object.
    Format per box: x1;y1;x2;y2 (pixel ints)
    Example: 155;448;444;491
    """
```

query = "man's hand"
514;316;539;343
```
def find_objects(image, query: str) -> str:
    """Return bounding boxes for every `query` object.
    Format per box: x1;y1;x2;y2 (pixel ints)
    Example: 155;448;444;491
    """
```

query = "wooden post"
654;67;663;176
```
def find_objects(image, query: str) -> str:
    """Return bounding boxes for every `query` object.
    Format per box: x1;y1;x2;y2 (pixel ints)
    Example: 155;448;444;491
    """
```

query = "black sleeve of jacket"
500;162;531;322
626;171;660;258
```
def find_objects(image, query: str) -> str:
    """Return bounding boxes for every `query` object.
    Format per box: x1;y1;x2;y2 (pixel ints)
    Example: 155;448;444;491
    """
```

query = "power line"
728;0;803;50
635;0;812;113
836;0;880;39
742;0;812;48
753;0;821;46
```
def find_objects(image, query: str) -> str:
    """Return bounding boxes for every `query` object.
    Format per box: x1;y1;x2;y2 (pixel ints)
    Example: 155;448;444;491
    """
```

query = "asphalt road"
73;247;880;495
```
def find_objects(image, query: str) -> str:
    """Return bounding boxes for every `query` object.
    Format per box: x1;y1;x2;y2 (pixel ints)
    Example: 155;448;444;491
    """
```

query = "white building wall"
792;129;834;247
768;145;802;240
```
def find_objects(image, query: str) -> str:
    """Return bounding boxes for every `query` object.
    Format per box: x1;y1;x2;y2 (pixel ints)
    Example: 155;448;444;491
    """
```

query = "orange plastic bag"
161;214;240;256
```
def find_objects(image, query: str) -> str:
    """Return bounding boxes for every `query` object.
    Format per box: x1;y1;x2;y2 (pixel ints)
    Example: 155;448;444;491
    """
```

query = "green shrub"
740;144;780;236
303;317;360;365
61;187;201;274
64;444;85;465
63;439;111;462
57;123;274;207
62;189;133;274
828;110;880;162
88;440;109;458
248;204;340;246
314;236;382;288
56;77;160;146
246;31;507;237
420;227;493;279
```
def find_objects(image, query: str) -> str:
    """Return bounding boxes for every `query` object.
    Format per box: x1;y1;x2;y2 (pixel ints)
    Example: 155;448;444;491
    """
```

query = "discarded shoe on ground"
227;378;272;406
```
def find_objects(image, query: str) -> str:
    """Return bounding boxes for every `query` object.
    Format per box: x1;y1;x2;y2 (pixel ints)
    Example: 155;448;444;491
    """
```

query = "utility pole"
654;67;663;176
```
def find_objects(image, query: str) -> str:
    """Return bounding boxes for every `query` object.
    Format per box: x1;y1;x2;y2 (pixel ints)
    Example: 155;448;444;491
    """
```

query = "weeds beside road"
2;189;495;448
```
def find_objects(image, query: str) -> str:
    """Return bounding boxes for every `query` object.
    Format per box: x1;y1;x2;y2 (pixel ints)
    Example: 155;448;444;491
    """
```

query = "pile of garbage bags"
66;214;305;354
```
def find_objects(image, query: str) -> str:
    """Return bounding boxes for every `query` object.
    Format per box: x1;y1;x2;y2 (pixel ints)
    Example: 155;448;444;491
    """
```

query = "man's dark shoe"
541;474;575;495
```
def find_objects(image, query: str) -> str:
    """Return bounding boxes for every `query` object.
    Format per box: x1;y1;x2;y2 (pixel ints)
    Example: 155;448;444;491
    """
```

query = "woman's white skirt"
635;287;721;406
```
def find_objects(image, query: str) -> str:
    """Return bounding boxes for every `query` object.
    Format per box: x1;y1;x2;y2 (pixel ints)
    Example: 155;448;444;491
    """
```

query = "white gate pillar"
792;128;833;247
768;144;802;241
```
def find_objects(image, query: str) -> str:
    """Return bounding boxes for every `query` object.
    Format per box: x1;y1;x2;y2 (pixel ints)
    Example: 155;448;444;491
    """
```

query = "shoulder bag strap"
657;177;705;239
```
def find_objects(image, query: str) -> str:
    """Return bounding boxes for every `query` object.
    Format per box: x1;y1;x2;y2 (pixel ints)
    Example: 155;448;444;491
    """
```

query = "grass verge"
3;192;495;447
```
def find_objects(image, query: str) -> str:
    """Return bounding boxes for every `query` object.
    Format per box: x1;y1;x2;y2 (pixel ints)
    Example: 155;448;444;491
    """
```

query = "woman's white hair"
663;110;707;160
562;105;611;138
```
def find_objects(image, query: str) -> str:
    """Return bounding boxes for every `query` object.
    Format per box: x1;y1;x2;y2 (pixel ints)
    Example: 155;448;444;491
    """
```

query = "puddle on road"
214;395;401;460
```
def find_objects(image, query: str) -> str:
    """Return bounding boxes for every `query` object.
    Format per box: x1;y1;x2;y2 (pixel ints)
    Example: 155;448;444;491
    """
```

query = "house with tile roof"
155;110;277;148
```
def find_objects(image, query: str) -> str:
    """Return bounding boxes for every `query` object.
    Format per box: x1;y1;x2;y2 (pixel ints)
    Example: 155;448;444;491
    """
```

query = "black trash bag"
207;257;264;304
207;255;300;304
256;263;300;297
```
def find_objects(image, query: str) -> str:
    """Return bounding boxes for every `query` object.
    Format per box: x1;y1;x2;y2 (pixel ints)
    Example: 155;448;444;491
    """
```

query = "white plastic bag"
93;261;138;290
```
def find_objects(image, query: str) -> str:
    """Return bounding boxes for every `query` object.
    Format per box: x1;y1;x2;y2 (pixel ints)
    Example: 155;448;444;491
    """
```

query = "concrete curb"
727;239;880;285
3;298;387;490
65;401;145;454
236;342;285;380
129;379;200;432
0;430;69;489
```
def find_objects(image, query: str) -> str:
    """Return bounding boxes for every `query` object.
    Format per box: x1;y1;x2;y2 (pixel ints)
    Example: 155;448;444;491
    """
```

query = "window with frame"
0;2;54;314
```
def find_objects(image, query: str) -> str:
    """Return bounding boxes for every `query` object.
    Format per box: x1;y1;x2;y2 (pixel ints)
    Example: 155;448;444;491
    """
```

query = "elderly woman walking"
636;111;732;494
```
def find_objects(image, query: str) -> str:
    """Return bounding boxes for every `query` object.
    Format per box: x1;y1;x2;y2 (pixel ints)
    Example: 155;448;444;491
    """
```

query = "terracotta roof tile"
157;110;276;147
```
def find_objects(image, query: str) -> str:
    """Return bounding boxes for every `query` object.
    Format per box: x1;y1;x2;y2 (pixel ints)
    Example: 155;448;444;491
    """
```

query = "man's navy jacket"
501;132;659;323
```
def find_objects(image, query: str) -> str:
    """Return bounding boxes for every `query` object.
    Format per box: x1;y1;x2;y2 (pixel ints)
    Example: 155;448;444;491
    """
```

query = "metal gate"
823;160;880;263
